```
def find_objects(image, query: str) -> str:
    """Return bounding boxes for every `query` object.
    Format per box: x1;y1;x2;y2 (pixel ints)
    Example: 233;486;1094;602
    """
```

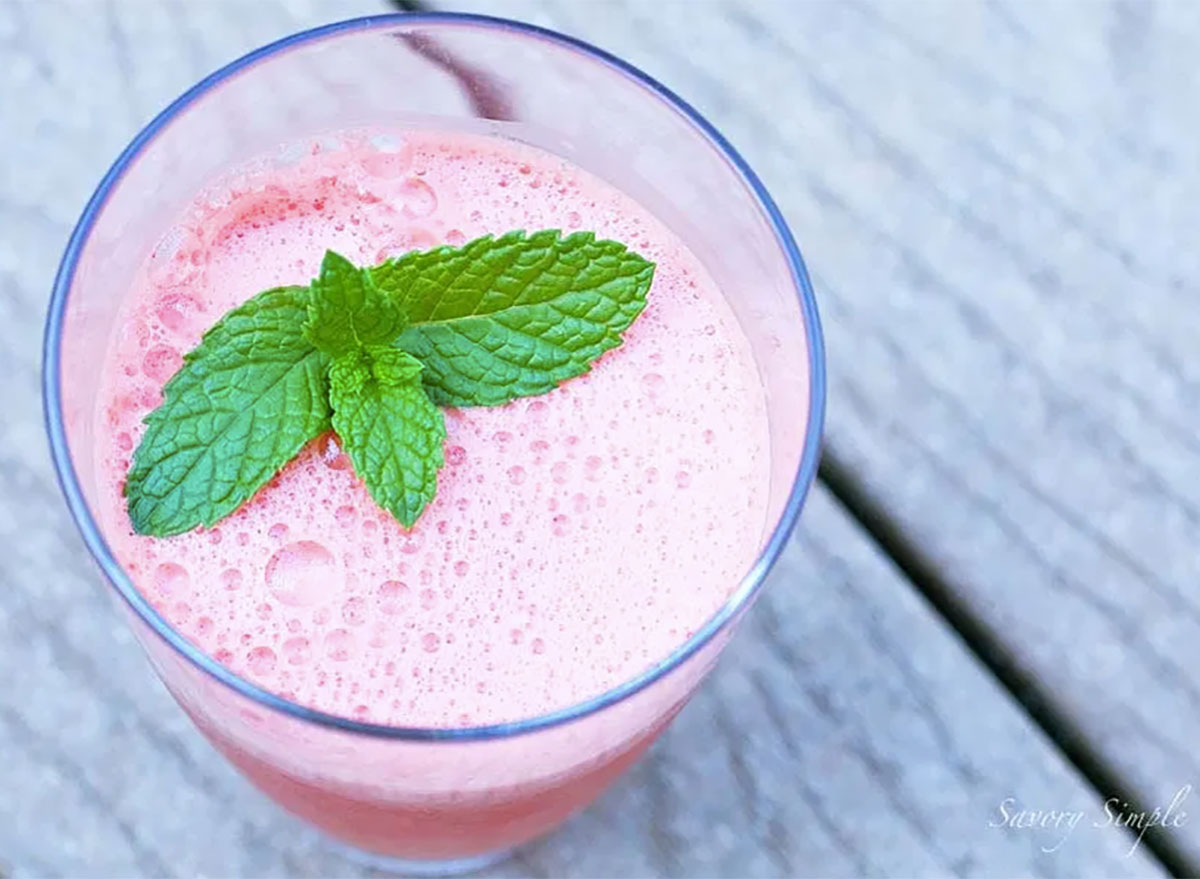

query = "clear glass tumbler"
44;12;825;874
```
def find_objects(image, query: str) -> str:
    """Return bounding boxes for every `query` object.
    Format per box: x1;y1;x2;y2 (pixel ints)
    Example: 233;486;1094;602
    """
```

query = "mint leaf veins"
126;232;655;537
125;286;332;537
373;230;654;407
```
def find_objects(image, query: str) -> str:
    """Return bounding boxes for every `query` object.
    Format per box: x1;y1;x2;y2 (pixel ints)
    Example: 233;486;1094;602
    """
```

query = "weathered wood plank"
444;0;1200;866
0;0;1167;875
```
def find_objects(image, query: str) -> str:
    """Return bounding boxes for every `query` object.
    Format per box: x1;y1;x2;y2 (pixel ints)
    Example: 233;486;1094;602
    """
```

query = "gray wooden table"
1;0;1196;876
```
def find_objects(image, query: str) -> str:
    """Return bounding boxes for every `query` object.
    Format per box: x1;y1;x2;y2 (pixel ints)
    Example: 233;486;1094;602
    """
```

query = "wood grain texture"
445;0;1200;867
0;0;1168;875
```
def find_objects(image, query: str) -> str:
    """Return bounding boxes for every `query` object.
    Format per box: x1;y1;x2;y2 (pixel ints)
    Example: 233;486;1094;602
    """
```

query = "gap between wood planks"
386;1;1191;874
819;450;1192;878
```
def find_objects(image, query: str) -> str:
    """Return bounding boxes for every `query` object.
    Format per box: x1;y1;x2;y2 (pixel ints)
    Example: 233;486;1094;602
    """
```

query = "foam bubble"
153;563;190;595
141;345;182;383
247;646;278;675
324;629;355;661
359;142;413;179
266;541;336;607
282;636;312;666
397;179;437;218
378;580;409;615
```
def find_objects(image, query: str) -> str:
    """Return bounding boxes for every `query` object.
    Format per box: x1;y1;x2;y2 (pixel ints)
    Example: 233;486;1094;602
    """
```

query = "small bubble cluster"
92;128;777;728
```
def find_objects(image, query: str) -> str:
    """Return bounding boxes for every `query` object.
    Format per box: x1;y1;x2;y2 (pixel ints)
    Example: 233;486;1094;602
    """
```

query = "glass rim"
42;11;827;742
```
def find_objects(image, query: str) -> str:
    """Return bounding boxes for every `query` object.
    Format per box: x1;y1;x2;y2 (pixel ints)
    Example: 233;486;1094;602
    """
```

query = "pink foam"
94;130;770;727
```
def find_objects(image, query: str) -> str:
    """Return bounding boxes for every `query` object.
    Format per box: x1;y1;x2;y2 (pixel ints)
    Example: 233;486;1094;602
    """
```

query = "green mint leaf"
370;230;654;407
125;286;331;537
305;249;407;356
329;347;446;528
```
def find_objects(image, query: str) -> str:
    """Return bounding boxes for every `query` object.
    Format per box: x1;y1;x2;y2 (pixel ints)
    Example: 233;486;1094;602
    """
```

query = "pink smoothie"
94;129;770;729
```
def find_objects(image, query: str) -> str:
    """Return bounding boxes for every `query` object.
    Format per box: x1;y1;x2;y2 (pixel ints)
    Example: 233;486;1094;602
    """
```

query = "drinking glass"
44;12;825;874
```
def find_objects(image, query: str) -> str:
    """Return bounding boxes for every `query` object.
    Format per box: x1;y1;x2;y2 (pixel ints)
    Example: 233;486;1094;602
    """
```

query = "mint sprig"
125;230;654;536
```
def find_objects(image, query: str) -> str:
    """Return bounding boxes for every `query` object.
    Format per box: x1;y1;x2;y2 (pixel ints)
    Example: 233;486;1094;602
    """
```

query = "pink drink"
93;130;771;857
